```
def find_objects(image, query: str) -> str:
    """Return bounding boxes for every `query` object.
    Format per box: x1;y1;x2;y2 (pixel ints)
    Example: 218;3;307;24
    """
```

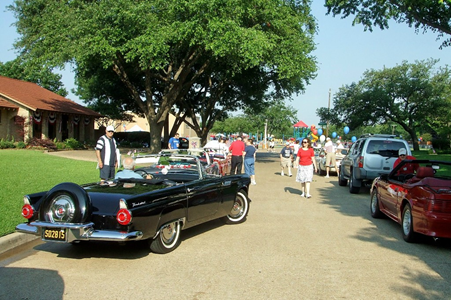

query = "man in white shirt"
204;137;229;155
324;137;336;178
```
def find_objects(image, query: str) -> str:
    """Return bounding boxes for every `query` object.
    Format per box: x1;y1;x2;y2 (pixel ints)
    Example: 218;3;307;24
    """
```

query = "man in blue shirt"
168;133;180;149
115;157;143;179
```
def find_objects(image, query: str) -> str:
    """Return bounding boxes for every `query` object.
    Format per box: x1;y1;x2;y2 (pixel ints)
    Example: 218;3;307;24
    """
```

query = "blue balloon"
351;136;357;142
332;132;337;138
344;126;350;135
317;128;323;136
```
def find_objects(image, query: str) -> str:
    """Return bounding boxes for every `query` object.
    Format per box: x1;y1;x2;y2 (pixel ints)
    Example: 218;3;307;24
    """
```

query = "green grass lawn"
0;150;99;237
412;150;451;161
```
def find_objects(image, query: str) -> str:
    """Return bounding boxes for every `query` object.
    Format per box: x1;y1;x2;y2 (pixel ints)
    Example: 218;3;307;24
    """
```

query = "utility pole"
327;88;331;137
264;119;268;149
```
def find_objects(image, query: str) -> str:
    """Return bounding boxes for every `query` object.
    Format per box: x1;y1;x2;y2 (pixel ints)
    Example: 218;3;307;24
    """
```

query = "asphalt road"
1;151;450;299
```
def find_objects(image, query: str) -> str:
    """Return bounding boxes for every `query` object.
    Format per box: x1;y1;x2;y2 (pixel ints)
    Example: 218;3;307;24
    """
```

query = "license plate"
42;228;66;241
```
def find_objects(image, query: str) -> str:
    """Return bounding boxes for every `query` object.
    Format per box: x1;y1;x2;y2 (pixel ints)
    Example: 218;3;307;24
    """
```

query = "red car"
370;159;451;242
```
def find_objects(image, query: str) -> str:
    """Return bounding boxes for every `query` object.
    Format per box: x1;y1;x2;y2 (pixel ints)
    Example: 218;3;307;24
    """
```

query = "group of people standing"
280;138;318;198
95;127;258;185
229;136;257;185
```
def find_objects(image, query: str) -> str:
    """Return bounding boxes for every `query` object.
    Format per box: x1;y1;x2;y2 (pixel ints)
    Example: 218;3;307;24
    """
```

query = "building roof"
0;98;18;109
0;76;101;116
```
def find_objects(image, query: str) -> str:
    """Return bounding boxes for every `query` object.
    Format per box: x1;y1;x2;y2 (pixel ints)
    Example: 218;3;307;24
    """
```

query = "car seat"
409;166;434;183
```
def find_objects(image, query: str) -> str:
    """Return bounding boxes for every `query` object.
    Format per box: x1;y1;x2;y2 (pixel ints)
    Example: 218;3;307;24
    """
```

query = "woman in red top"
295;138;318;198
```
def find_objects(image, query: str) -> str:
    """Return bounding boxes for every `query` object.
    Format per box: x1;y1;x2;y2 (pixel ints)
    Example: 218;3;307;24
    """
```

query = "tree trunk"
148;118;164;154
408;129;420;151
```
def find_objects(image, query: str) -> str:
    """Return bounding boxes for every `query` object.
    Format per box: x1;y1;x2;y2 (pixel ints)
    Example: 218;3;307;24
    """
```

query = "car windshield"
366;140;406;158
152;155;201;174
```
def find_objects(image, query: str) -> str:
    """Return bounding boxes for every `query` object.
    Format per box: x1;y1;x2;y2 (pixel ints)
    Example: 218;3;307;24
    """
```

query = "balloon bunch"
342;126;356;142
310;124;318;142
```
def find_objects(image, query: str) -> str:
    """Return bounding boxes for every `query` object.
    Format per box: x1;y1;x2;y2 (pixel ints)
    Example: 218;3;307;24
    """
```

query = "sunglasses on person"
107;131;114;133
302;141;308;144
399;154;406;157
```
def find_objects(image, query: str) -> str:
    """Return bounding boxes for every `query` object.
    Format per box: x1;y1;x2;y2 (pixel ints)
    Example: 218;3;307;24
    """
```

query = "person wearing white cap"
95;125;118;183
280;141;293;176
393;148;417;174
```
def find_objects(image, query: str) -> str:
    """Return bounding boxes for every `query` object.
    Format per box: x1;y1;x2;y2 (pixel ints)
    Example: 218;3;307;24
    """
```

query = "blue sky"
2;1;450;130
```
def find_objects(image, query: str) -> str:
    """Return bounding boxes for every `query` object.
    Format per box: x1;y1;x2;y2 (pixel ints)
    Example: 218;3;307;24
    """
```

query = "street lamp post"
264;119;268;149
327;88;331;137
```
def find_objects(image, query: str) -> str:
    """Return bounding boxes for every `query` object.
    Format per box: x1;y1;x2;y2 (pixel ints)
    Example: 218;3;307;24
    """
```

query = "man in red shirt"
229;136;245;175
393;148;418;174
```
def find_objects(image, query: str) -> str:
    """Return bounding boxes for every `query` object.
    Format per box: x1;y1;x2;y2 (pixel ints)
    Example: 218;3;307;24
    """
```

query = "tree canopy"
212;101;298;138
0;57;67;96
325;0;451;48
10;0;317;152
316;59;451;150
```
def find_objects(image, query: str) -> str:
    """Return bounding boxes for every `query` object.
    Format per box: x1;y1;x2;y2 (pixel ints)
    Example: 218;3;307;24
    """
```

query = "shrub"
27;138;57;150
0;140;15;149
56;142;66;150
64;138;82;150
431;138;449;150
16;141;26;149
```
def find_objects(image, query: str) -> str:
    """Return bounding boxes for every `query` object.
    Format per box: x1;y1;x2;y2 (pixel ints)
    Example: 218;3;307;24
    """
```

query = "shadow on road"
316;178;451;299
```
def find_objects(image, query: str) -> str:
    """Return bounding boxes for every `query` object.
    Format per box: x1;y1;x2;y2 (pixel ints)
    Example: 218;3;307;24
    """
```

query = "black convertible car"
16;154;251;254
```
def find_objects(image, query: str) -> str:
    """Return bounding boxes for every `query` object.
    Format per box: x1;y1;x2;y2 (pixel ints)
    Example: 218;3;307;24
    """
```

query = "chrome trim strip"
16;223;38;235
152;217;185;239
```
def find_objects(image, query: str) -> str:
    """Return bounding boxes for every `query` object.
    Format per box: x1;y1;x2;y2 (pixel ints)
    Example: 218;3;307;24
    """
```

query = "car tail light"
358;156;364;168
116;199;132;225
21;196;34;219
21;204;34;219
427;200;451;213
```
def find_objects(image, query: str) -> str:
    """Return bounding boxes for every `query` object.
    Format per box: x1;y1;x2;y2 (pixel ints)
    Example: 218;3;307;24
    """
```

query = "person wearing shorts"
95;125;118;183
280;141;293;177
324;137;336;178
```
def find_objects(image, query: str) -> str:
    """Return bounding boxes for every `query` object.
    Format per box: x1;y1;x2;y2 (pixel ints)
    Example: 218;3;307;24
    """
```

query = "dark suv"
339;134;411;194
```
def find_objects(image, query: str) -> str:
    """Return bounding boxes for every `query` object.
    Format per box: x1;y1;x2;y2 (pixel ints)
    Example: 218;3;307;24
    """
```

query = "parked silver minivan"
339;134;411;193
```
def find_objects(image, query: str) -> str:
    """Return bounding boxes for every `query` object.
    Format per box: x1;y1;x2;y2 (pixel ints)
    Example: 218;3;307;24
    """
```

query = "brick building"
0;76;101;143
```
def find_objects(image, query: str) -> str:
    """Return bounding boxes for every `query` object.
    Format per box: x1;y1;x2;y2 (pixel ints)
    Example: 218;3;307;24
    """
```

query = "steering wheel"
136;170;153;179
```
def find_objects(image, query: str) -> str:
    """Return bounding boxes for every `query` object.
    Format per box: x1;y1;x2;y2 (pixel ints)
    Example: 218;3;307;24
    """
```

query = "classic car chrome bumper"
16;221;143;243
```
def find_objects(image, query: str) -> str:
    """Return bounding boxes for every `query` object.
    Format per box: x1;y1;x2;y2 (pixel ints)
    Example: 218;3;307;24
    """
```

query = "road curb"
0;232;39;256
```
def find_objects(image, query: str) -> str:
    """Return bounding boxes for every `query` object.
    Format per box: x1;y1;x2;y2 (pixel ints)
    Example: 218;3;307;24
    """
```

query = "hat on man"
106;125;115;132
398;148;407;156
285;141;290;145
337;140;341;144
326;137;331;141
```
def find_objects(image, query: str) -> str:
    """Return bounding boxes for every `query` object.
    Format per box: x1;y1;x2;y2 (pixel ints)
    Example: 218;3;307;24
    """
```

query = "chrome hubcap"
48;195;75;222
403;209;411;235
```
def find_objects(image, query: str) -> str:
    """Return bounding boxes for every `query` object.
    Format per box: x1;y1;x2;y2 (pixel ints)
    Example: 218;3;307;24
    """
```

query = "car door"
377;176;402;220
342;141;360;177
186;176;224;225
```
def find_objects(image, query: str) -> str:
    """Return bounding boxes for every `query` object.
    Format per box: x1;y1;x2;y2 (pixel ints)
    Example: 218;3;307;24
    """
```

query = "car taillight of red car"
427;200;451;213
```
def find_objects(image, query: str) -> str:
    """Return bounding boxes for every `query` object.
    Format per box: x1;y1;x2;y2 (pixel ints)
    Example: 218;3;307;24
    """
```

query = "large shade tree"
212;101;298;138
325;0;451;48
10;0;317;153
316;59;451;150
